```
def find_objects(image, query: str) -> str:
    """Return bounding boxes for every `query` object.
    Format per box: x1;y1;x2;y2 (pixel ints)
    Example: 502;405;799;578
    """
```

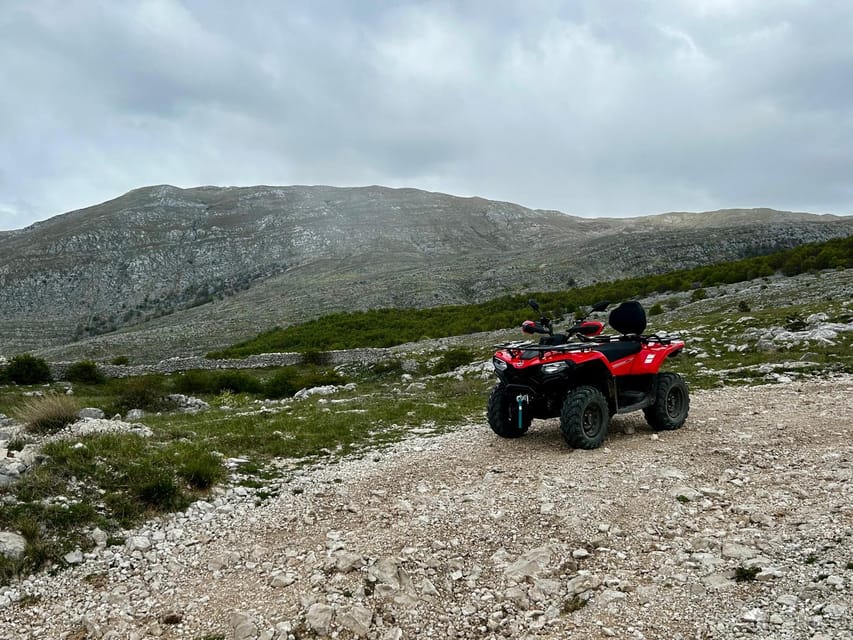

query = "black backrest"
609;301;647;335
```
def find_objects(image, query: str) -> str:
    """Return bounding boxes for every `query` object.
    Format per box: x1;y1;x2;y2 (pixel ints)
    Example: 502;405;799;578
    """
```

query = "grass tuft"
16;394;79;434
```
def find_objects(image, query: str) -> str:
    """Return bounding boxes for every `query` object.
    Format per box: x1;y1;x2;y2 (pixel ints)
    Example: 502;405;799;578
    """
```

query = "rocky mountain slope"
1;184;850;361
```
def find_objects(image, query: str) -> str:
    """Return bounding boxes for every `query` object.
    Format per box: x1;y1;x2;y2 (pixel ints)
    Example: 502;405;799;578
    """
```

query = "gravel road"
2;376;852;640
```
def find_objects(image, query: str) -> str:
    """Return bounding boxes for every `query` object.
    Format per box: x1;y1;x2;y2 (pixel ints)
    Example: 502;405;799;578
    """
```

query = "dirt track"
2;377;852;639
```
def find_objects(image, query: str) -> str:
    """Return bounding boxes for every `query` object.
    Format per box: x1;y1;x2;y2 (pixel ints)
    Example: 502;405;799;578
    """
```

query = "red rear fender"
628;341;684;375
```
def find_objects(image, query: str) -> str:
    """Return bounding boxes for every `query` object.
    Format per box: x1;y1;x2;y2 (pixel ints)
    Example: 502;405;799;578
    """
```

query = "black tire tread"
560;385;610;449
643;372;690;430
487;385;530;438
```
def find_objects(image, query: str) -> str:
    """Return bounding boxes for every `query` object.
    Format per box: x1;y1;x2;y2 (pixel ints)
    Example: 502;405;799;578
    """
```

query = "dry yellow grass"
15;393;79;434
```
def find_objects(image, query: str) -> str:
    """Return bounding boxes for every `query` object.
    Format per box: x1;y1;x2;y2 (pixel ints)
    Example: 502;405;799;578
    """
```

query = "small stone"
270;572;297;588
306;603;334;635
90;527;108;548
822;603;847;618
566;572;601;596
572;548;590;559
335;551;365;573
741;607;766;623
721;542;757;560
776;594;799;607
78;407;105;419
0;532;27;560
64;549;84;565
337;605;372;636
702;574;734;592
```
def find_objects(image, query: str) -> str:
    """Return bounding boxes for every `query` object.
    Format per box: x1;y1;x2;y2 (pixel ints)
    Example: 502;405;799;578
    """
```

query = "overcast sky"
2;0;852;230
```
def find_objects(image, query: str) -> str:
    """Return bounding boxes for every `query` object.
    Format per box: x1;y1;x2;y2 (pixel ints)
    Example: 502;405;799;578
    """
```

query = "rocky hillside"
1;184;850;360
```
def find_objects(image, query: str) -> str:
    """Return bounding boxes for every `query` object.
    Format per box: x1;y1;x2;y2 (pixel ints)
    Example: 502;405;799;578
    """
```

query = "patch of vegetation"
65;360;106;385
15;394;79;434
430;348;476;374
648;303;664;316
690;287;707;302
263;366;345;399
2;354;52;385
0;363;488;585
734;566;761;582
208;237;852;358
106;375;176;414
174;370;263;396
110;355;130;366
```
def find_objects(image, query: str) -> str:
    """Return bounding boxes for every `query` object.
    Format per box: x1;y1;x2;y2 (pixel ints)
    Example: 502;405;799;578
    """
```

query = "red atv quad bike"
488;299;689;449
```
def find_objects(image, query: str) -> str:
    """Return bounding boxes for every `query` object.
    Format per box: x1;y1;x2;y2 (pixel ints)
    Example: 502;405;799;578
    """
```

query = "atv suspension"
516;394;529;430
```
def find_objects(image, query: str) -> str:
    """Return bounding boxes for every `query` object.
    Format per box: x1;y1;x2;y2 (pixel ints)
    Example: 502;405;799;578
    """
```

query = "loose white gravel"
1;376;852;639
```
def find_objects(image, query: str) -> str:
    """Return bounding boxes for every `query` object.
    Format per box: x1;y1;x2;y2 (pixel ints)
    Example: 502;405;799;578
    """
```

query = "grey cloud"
1;0;851;229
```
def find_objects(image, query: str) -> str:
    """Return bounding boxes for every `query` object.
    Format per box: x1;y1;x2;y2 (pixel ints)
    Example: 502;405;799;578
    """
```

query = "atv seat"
592;341;643;363
609;301;647;335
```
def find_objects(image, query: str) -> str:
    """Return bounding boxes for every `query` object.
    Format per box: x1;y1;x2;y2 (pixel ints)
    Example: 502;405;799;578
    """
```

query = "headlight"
493;357;509;371
542;361;568;374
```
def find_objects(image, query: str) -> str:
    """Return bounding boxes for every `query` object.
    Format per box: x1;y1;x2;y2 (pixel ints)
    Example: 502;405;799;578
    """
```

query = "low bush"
174;370;262;396
430;348;475;375
65;360;106;385
135;469;184;510
690;288;707;302
4;354;52;385
648;303;664;316
371;359;406;378
108;375;174;414
179;450;224;490
110;356;130;366
264;367;345;399
16;394;79;434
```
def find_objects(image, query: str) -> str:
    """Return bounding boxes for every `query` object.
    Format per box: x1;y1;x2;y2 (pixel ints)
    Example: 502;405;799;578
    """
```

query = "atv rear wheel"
560;386;610;449
643;372;689;430
487;384;531;438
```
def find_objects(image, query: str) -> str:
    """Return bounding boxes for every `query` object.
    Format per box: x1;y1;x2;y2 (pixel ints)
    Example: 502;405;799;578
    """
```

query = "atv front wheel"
560;386;610;449
487;385;531;438
643;372;690;430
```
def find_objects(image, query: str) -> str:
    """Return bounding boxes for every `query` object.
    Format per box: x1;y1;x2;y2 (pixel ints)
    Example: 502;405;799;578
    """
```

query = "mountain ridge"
1;184;851;361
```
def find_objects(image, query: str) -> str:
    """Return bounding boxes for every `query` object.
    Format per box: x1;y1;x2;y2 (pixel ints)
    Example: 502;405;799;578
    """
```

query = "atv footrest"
616;393;654;414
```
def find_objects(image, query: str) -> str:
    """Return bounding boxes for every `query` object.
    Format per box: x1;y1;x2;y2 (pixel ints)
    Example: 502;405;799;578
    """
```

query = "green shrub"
664;297;681;311
65;360;106;385
737;301;751;313
179;451;224;490
206;236;853;358
135;470;183;509
16;394;79;434
174;370;262;396
264;367;345;399
648;303;664;316
109;375;174;414
371;359;406;378
110;356;130;366
690;288;707;302
430;348;475;375
5;354;52;385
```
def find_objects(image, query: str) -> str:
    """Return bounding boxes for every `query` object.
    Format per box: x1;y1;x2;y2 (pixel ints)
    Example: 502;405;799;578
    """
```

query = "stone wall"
48;348;394;379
